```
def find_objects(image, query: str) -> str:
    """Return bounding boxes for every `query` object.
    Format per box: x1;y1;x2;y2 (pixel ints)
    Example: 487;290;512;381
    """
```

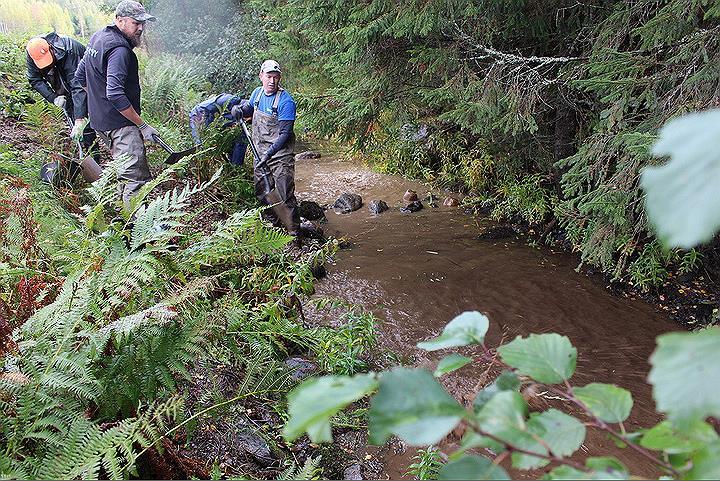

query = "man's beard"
129;35;142;47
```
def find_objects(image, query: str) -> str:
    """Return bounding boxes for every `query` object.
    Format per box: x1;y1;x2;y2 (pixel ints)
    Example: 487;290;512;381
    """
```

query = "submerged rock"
477;225;516;240
333;193;363;214
295;150;321;161
310;263;327;280
400;201;423;213
298;200;326;221
443;196;459;207
368;200;389;214
403;189;418;202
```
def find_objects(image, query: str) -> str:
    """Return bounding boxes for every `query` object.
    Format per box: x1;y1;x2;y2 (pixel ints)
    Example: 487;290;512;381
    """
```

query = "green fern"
184;208;292;267
278;455;323;480
129;167;222;252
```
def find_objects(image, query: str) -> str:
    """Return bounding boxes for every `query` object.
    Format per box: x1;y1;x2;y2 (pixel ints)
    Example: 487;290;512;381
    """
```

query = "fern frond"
184;208;292;266
91;243;163;315
278;456;323;480
84;155;127;231
128;161;221;220
129;167;223;252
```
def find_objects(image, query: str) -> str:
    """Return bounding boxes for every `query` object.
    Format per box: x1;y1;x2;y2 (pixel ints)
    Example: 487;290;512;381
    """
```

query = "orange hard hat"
27;37;53;69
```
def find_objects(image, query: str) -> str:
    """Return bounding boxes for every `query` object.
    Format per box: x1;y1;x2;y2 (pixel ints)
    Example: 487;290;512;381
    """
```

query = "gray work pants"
98;125;151;206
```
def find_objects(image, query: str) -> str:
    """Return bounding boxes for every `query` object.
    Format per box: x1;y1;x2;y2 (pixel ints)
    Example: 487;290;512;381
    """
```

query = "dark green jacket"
26;32;88;120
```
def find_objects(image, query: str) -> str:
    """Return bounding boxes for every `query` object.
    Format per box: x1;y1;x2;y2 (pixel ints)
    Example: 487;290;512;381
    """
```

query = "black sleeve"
265;120;294;158
65;39;88;119
26;55;56;103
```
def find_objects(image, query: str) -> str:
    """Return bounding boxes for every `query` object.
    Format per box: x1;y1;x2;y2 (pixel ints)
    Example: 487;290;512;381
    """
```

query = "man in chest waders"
235;60;300;237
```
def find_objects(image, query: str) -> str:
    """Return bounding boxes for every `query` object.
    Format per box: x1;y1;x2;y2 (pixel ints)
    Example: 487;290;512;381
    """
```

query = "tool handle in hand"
62;110;86;158
239;119;267;169
152;134;174;153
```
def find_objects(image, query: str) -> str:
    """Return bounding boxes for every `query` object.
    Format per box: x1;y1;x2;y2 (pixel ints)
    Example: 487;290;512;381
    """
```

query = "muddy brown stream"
295;147;678;479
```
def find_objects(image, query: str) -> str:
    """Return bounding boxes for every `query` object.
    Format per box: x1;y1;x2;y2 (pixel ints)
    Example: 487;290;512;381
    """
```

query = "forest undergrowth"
0;32;376;479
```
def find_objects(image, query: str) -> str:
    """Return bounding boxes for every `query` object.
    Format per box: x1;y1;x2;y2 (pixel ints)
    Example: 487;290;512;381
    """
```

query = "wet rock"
477;225;516;240
443;196;459;207
403;189;418;202
310;263;327;280
295;150;321;161
368;200;389;214
333;193;363;214
425;193;439;207
299;220;324;240
237;430;273;466
285;357;318;380
344;464;363;480
400;201;423;213
298;200;326;221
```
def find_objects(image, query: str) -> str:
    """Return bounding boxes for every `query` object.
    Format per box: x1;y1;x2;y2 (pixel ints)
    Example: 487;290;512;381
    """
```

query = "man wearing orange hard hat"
26;33;97;157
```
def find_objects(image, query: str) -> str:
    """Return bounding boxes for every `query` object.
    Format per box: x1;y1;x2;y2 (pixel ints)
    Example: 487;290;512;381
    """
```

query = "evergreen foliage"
267;0;720;287
0;0;110;37
147;0;270;93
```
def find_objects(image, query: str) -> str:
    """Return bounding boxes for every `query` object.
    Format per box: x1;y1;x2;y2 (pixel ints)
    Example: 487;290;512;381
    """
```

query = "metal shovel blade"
152;134;198;164
164;145;198;165
80;156;103;183
264;188;296;232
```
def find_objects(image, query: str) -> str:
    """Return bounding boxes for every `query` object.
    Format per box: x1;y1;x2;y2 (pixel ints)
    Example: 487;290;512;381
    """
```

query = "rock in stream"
295;150;322;161
333;193;363;214
403;189;418;202
298;200;326;221
368;200;389;214
400;201;423;213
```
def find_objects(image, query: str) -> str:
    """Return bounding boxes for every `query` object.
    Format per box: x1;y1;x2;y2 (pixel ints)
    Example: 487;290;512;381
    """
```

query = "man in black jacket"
26;33;96;154
74;0;158;206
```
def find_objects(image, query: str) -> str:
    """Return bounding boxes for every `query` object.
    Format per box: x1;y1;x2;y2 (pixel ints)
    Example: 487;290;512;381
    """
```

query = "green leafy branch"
283;310;720;479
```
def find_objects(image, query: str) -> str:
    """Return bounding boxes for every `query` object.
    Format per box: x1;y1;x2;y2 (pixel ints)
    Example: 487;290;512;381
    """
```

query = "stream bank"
295;144;682;479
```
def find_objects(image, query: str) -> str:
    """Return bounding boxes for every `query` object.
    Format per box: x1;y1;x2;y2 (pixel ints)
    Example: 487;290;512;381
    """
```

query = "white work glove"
138;122;160;144
70;118;88;141
53;95;66;108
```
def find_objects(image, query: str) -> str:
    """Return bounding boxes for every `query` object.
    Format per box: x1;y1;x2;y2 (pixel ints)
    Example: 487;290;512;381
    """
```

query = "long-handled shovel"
152;135;198;165
238;118;296;232
62;111;103;183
